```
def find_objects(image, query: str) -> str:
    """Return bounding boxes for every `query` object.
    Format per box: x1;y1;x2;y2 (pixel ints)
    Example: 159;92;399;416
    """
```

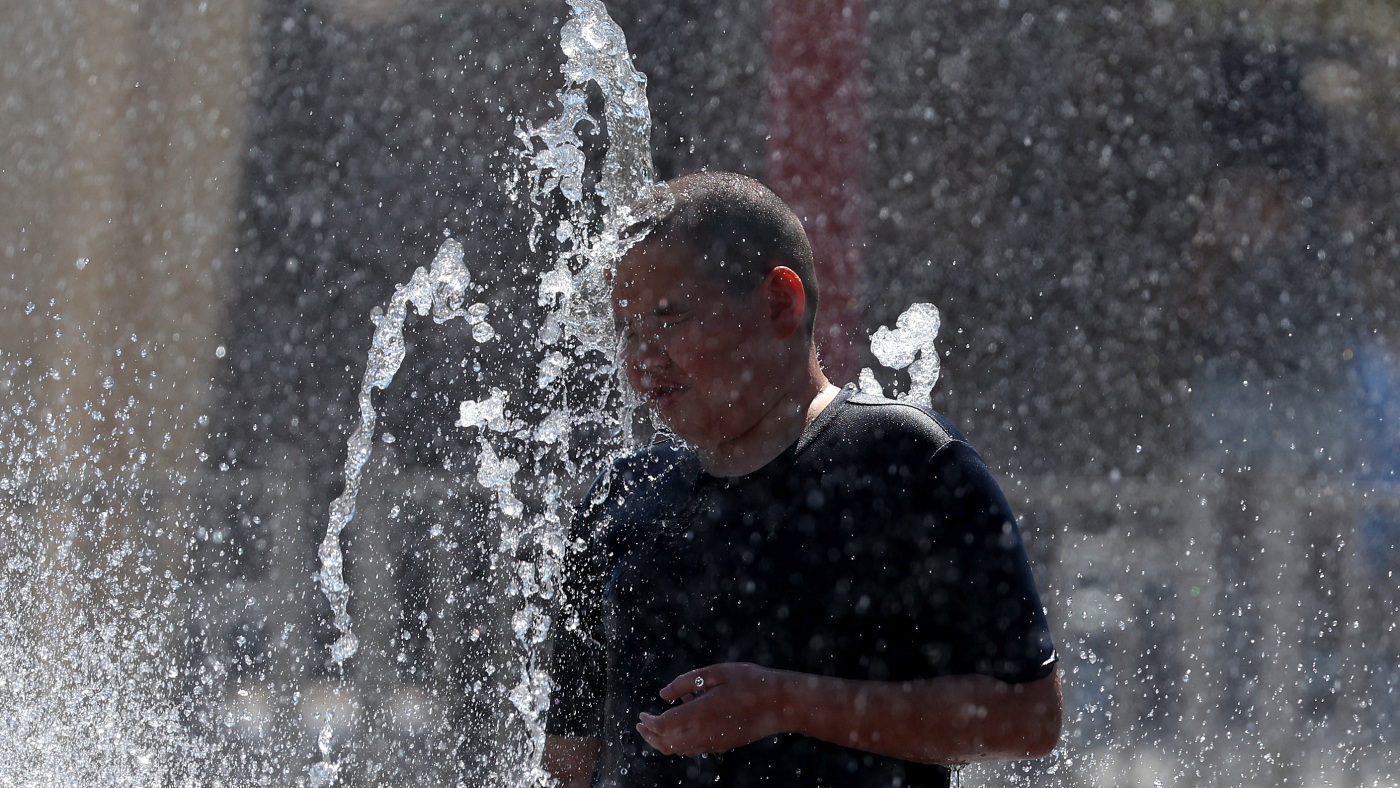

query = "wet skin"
611;239;803;466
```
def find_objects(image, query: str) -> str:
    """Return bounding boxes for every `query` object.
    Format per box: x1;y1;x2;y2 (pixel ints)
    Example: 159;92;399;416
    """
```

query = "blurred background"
1;0;1397;785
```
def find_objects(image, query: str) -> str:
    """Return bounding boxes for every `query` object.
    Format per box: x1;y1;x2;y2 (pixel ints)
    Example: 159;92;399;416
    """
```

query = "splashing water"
0;322;212;786
859;302;943;405
306;714;339;788
519;0;656;355
314;0;654;783
476;1;656;781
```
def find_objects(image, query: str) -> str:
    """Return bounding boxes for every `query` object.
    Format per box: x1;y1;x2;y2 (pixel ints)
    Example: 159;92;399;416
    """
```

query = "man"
544;171;1060;787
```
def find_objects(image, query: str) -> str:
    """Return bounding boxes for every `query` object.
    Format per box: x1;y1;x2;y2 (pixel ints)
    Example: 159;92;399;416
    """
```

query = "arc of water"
317;237;486;665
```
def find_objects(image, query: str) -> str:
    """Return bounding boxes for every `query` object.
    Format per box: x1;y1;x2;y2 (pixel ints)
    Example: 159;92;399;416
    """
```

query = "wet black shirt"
547;386;1057;787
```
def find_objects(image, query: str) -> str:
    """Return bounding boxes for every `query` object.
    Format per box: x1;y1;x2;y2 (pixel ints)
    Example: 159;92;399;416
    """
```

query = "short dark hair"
622;171;819;332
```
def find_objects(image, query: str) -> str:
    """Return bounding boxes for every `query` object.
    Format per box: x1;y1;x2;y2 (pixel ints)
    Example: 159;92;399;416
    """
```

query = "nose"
622;328;668;373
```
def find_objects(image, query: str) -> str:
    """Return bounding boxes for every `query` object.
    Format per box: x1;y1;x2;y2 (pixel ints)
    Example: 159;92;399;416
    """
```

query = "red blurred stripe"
766;0;869;384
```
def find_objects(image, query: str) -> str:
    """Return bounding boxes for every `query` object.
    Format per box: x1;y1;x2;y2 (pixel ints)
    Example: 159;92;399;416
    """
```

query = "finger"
638;712;687;754
636;713;660;738
639;720;702;757
660;667;713;702
643;705;685;735
636;721;669;752
638;710;664;733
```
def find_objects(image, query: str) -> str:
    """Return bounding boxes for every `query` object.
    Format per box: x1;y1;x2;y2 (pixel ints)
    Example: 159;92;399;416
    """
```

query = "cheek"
679;324;746;365
664;324;706;364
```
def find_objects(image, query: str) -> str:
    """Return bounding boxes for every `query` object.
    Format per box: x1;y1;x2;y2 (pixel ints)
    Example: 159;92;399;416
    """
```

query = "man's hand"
635;662;792;756
636;664;1062;765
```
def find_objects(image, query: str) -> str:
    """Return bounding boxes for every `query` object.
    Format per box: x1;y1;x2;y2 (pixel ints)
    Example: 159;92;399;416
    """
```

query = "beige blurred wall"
1;0;256;483
0;1;258;636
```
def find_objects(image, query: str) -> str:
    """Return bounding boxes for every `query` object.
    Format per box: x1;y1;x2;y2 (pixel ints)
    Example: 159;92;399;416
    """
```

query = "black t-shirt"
548;386;1057;787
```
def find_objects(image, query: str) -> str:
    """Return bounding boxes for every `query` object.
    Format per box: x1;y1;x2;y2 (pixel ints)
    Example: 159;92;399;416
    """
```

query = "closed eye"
613;308;691;351
652;303;692;329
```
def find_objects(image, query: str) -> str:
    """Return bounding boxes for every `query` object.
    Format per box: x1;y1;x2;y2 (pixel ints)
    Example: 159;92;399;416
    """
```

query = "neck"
698;354;836;477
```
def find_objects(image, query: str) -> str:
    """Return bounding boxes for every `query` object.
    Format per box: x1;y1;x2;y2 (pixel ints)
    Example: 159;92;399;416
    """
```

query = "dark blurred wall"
862;2;1387;482
214;1;559;482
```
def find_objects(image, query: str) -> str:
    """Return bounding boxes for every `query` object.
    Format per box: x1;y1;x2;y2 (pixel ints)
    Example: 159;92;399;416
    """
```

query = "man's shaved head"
622;171;819;333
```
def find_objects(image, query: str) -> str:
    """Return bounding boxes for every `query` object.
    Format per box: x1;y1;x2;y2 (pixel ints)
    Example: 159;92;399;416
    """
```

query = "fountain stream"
312;0;655;781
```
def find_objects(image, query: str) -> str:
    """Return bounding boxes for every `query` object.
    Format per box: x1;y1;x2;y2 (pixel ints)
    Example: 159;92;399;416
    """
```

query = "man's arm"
635;662;1062;764
543;735;601;788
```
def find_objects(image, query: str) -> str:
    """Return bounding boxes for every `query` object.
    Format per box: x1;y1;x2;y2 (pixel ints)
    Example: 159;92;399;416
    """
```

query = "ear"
763;266;807;339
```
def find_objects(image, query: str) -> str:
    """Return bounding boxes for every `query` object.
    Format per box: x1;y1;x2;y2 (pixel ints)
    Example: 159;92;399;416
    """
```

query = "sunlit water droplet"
860;302;942;405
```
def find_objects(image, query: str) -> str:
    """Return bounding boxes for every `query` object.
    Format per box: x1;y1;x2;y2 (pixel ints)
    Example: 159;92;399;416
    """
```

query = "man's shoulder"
609;436;698;487
831;388;966;453
576;437;698;533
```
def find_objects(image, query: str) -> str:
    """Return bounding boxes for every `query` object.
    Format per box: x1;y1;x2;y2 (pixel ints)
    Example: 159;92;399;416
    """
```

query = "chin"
656;417;707;448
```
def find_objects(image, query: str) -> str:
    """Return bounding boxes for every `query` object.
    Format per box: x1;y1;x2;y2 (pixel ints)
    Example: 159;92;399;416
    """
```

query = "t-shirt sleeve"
907;440;1058;684
545;468;612;738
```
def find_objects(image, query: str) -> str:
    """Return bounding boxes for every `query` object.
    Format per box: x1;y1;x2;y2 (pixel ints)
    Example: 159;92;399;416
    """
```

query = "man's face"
612;241;782;451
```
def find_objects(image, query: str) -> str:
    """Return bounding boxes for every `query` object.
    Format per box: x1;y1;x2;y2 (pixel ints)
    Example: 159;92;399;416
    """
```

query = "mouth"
640;381;685;409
